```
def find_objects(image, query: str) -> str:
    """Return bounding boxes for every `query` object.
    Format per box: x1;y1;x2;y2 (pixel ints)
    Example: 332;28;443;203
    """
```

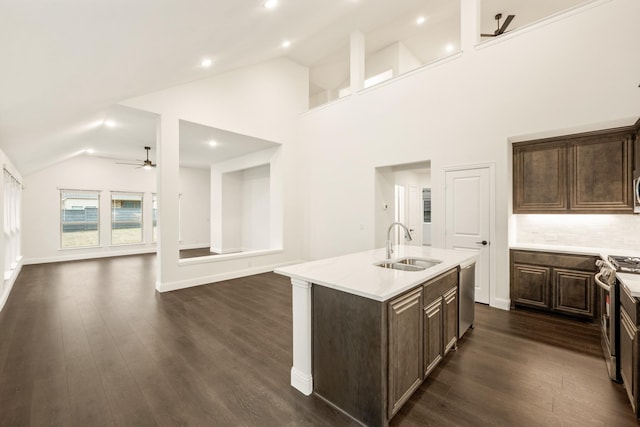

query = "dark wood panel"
423;268;458;303
511;250;598;271
443;287;458;355
388;287;423;420
2;254;640;426
512;264;551;309
568;132;634;212
313;284;387;427
513;141;567;212
552;268;595;318
423;297;443;377
620;306;637;414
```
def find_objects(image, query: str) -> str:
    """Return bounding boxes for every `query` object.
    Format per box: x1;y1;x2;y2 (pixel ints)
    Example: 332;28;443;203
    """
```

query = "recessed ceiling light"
445;44;454;52
281;40;291;49
201;58;213;68
416;16;426;25
264;0;278;9
104;120;115;128
208;140;218;147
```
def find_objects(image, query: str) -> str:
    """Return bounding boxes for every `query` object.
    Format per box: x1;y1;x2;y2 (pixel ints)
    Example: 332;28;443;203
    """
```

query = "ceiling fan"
117;146;157;169
481;13;515;37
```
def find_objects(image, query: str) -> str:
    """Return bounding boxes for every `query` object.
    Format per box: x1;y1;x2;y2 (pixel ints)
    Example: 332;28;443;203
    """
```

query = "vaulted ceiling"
0;0;588;175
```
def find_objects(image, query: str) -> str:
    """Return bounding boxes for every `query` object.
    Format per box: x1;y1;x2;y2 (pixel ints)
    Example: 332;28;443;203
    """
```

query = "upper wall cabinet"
513;127;635;214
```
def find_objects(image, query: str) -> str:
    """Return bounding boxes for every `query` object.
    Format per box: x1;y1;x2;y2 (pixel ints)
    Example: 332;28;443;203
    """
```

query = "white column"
156;114;180;291
460;0;480;52
290;278;313;395
350;31;365;94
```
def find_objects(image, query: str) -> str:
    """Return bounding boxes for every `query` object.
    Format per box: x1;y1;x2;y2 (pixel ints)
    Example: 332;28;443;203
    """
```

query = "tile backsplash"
514;214;640;251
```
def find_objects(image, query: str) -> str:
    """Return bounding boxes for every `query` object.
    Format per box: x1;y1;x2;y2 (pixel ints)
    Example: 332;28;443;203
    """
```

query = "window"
111;193;143;245
422;188;431;223
5;171;21;278
60;190;100;248
152;193;157;243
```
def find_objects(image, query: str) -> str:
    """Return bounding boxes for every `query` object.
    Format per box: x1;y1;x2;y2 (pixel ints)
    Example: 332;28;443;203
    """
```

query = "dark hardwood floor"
0;254;637;426
179;247;219;259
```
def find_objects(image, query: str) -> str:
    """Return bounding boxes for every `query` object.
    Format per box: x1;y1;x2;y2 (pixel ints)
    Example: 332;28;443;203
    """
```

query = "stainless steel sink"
395;257;441;269
374;257;441;272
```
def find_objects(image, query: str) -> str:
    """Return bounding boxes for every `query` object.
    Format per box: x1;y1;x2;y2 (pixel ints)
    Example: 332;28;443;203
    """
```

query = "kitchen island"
275;245;477;427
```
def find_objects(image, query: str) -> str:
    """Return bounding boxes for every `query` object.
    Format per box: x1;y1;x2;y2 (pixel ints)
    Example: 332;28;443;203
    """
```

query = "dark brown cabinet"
512;264;551;309
513;141;567;212
513;129;635;214
388;288;423;418
619;282;640;417
423;297;443;377
510;250;597;319
443;287;458;355
312;267;462;427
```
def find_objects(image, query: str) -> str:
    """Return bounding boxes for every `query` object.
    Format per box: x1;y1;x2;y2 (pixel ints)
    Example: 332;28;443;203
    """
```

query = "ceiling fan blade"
497;15;515;34
480;33;497;37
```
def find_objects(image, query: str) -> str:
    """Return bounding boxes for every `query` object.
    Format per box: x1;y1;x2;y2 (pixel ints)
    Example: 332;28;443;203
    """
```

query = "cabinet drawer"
423;268;458;304
511;250;597;272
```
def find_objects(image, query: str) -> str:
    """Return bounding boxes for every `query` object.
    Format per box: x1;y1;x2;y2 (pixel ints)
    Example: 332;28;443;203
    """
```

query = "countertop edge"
275;247;478;302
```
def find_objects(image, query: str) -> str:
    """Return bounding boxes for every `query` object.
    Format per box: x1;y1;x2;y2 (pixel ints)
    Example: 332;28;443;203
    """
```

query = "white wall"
23;155;157;263
220;170;243;253
179;166;210;249
242;164;270;251
122;58;306;292
22;154;210;263
298;0;640;308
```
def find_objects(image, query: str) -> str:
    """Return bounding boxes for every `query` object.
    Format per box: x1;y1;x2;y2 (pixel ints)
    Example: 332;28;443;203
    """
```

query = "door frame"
441;162;497;308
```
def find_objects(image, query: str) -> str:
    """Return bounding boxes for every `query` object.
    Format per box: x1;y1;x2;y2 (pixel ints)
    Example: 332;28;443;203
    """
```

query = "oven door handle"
595;272;611;292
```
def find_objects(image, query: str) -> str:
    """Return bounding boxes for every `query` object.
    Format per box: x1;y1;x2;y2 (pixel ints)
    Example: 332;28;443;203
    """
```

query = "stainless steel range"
596;255;640;383
595;258;620;382
609;255;640;274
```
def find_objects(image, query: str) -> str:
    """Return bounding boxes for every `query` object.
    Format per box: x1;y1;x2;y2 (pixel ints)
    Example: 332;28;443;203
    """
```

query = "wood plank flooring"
0;254;638;426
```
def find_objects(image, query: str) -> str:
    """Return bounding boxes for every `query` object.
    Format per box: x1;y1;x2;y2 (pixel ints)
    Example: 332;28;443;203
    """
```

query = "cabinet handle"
475;240;488;246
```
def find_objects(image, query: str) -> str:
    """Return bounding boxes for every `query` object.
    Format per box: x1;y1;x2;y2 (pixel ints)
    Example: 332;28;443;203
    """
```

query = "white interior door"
445;166;492;304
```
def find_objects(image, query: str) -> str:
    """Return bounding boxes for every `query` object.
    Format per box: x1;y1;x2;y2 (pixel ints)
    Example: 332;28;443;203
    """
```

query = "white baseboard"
492;297;511;311
156;259;304;293
290;367;313;396
23;247;157;265
0;258;23;313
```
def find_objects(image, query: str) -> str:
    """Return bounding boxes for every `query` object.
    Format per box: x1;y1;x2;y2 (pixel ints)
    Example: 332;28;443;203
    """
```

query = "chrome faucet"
386;222;412;259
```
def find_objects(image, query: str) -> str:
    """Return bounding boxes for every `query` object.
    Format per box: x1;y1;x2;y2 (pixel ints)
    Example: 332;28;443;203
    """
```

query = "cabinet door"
551;268;595;318
388;288;423;418
512;264;550;309
568;132;634;212
513;141;567;213
620;306;637;413
423;297;443;377
443;287;458;355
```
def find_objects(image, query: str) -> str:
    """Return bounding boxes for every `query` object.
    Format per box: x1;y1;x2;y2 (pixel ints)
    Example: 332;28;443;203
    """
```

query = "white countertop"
275;245;478;302
511;242;640;298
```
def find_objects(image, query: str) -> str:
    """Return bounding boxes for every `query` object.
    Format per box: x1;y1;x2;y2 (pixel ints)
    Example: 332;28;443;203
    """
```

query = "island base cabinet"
388;288;423;418
619;283;640;418
312;285;387;427
311;268;460;427
443;287;458;355
423;298;443;377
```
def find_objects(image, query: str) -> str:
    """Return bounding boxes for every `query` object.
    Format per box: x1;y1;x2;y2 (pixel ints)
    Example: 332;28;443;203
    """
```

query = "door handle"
475;240;488;246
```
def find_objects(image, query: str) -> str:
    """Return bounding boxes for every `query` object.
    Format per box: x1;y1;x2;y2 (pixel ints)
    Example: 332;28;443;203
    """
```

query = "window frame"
60;189;101;249
110;191;144;246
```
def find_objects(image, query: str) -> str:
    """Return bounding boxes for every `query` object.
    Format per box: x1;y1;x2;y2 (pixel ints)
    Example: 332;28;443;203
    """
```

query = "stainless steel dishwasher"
459;261;475;338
